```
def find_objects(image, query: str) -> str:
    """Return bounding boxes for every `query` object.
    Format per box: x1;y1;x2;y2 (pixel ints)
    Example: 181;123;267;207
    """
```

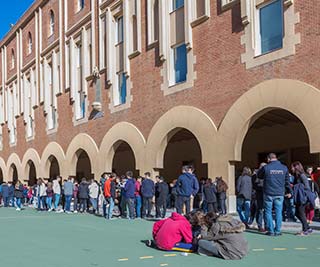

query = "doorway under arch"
112;141;138;177
9;164;18;184
48;156;60;180
75;150;92;182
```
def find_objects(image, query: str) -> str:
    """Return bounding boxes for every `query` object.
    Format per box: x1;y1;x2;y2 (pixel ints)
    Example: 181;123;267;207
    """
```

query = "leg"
107;197;115;219
142;197;147;217
244;200;251;224
147;197;152;217
176;196;183;214
207;203;213;212
54;194;60;210
155;201;161;218
162;200;167;218
185;197;191;214
273;196;284;234
237;198;246;223
295;204;309;232
136;196;141;218
198;240;221;258
264;195;274;234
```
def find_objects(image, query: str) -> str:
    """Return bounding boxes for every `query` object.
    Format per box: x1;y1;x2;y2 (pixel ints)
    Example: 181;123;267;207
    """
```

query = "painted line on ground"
118;258;129;261
273;248;287;251
160;264;168;266
252;248;265;252
163;254;177;257
294;248;307;250
140;256;154;259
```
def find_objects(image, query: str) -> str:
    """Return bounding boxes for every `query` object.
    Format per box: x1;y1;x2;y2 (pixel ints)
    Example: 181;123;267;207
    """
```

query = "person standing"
89;179;99;214
305;166;319;224
2;182;9;207
258;153;292;236
124;171;135;220
78;178;89;213
216;177;228;215
135;177;142;218
104;173;116;219
155;176;169;219
236;167;252;226
141;172;155;218
46;182;54;211
14;180;24;211
52;176;61;211
8;182;14;207
100;172;109;218
63;177;74;213
203;178;218;213
188;166;199;211
175;166;198;215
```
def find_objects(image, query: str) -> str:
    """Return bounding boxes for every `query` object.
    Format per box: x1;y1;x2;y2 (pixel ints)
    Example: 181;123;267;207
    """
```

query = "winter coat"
200;215;249;260
155;182;169;202
78;182;89;199
8;185;14;197
63;181;74;196
2;184;9;197
52;180;61;194
89;182;99;199
14;185;24;199
236;175;252;200
203;184;217;203
104;178;116;199
153;212;193;250
176;173;198;197
141;179;155;198
124;178;135;199
39;184;47;197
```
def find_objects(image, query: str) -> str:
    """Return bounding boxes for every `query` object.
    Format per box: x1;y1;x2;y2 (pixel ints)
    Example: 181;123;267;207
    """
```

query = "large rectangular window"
118;72;127;105
259;0;283;54
173;0;184;10
116;16;124;44
173;44;187;84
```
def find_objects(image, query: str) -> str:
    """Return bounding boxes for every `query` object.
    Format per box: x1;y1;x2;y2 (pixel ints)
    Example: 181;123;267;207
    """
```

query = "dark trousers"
295;203;309;232
79;198;87;212
126;198;135;219
3;196;9;207
207;202;218;213
218;198;227;214
142;197;153;217
73;197;78;211
176;196;191;214
156;198;167;218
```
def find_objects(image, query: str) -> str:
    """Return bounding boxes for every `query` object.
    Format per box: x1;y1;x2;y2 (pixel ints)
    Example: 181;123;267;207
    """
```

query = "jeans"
126;198;135;219
79;198;88;212
237;197;251;224
156;198;167;218
142;197;153;217
135;196;142;218
16;198;22;209
176;196;191;214
198;240;222;258
207;202;218;213
54;194;60;210
102;199;107;218
106;197;115;219
46;197;53;210
218;197;227;215
90;198;98;212
264;195;284;234
3;196;9;207
65;195;72;212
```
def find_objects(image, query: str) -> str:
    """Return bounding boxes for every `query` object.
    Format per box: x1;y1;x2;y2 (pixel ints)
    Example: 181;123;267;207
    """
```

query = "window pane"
174;44;187;83
117;17;124;43
173;0;184;10
260;0;283;54
119;73;127;104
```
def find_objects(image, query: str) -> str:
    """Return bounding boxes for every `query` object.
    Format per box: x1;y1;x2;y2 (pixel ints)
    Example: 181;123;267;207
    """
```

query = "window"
26;78;33;138
147;0;159;45
28;32;32;54
11;50;15;69
173;44;187;84
49;10;55;36
116;16;124;44
173;0;184;10
75;44;86;120
257;0;283;55
78;0;85;12
118;72;127;105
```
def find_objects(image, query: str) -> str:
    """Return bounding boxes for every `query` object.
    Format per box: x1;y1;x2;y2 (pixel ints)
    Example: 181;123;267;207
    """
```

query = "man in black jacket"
155;176;169;219
141;172;155;218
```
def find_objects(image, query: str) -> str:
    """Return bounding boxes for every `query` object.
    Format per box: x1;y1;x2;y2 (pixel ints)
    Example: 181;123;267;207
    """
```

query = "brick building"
0;0;319;211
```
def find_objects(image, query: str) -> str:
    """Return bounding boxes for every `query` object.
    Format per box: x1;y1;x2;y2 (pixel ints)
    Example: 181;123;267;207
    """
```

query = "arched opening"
9;164;18;184
236;109;319;175
75;150;92;182
160;128;208;182
49;156;60;180
0;168;3;184
112;141;138;177
27;160;37;186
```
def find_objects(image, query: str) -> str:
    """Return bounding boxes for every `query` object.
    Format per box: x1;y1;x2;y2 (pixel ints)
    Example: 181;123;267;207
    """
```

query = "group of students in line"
236;153;320;236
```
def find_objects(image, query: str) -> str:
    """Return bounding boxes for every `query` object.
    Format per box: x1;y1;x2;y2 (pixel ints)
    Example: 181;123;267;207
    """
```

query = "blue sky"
0;0;35;40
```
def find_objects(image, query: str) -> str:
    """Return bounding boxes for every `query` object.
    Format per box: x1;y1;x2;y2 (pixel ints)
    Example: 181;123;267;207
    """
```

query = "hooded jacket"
176;173;197;197
141;178;155;198
78;181;89;199
152;212;192;250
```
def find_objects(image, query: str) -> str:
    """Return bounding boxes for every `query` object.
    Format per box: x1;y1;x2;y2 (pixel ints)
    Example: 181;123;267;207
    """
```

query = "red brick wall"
67;0;91;30
6;39;17;80
22;17;36;67
42;0;60;50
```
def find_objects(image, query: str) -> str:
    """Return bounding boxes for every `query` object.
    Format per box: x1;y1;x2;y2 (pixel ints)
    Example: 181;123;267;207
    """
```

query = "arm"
257;167;265;180
284;169;293;195
152;219;166;239
236;177;241;194
180;223;193;243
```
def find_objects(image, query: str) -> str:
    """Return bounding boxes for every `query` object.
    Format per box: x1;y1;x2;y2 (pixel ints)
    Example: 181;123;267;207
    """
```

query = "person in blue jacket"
124;171;136;220
8;182;14;207
258;153;292;236
2;182;9;207
175;166;199;214
141;172;155;218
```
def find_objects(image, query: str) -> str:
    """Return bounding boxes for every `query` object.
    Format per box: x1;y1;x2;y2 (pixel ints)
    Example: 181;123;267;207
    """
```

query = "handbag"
314;193;320;209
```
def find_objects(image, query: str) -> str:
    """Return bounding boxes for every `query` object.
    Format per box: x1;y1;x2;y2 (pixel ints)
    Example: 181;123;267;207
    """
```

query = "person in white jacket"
89;180;99;214
53;176;62;211
37;179;47;210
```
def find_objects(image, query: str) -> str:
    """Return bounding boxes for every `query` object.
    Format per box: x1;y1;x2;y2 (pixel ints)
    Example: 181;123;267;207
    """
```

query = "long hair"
204;212;220;227
291;161;305;176
242;167;252;177
216;177;228;193
186;210;205;227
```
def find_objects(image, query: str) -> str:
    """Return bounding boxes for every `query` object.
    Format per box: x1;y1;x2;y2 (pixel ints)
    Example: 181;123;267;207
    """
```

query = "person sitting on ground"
190;211;248;260
146;212;194;252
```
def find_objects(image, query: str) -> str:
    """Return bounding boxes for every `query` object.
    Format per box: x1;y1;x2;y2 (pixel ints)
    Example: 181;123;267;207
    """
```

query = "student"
124;171;136;220
216;177;228;215
305;166;319;224
78;178;89;213
2;182;9;207
100;172;109;218
73;182;79;213
135;177;142;218
52;176;62;211
104;173;116;219
141;172;155;218
147;212;193;252
203;178;218;213
63;177;74;213
155;176;169;219
89;179;99;214
46;182;54;211
192;212;248;260
14;180;24;211
236;167;252;225
38;179;47;211
8;182;14;207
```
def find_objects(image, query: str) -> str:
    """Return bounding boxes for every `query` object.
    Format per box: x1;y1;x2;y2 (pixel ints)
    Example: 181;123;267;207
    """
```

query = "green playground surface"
0;208;319;267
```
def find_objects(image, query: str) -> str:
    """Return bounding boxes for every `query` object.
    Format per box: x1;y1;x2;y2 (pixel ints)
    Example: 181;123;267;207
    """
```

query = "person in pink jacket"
147;212;194;252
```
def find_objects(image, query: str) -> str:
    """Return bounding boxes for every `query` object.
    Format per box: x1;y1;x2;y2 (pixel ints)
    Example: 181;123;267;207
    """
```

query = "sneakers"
16;208;21;211
265;232;275;236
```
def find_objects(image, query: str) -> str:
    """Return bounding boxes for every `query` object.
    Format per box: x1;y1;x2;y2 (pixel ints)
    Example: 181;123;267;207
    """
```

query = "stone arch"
0;157;6;182
65;133;99;178
99;122;146;174
219;79;320;162
146;106;217;176
21;148;41;182
41;142;66;179
6;153;22;182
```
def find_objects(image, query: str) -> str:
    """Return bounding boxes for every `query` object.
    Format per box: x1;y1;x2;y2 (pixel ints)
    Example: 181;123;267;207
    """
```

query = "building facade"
0;0;320;211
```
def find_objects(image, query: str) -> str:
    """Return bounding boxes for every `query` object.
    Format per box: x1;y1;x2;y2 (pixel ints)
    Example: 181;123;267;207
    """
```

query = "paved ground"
0;208;319;267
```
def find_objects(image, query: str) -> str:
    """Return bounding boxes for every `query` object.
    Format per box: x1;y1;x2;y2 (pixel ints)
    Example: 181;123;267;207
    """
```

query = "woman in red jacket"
147;212;194;252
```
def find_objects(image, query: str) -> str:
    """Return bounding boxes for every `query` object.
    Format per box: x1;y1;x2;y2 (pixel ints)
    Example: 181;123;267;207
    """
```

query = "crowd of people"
236;153;320;236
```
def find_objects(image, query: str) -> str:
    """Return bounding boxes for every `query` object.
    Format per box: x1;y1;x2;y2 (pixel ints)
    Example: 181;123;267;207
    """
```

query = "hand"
285;193;292;198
